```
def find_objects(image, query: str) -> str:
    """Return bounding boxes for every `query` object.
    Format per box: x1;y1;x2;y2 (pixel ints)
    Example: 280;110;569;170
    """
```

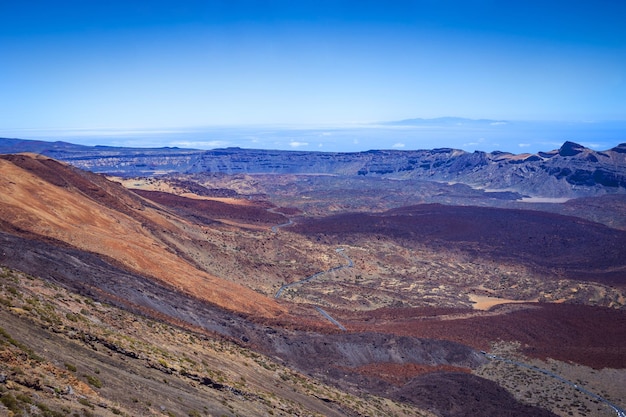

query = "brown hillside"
0;154;284;317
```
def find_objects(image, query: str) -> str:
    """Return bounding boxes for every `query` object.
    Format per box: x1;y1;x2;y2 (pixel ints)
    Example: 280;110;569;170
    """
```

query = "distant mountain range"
1;136;625;198
381;116;510;126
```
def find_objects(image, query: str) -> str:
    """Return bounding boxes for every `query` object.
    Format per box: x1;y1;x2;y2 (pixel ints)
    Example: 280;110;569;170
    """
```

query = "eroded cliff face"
432;142;626;197
2;138;625;197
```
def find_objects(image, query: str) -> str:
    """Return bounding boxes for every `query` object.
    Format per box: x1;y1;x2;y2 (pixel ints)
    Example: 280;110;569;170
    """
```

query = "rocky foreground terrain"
0;146;625;417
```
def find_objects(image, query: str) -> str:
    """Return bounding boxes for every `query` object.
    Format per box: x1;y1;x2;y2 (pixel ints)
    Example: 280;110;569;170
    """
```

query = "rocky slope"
1;266;432;417
1;137;625;197
0;153;284;318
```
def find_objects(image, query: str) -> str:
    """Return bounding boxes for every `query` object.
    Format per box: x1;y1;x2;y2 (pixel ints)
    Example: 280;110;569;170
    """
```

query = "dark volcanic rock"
612;143;626;153
263;332;486;372
558;141;586;157
132;189;285;226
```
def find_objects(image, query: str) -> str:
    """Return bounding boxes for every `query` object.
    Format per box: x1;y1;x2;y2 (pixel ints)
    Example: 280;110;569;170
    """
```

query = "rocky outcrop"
558;140;586;156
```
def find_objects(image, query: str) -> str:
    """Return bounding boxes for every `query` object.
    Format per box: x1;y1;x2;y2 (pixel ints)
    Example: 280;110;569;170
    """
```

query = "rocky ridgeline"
1;137;625;197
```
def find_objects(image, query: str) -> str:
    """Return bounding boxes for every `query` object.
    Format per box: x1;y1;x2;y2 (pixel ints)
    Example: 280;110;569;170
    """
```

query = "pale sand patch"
110;177;178;193
111;177;255;206
469;294;539;310
179;193;254;206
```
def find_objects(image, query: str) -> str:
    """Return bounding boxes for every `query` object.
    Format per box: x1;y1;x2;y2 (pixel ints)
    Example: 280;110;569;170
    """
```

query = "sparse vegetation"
84;374;103;388
477;342;622;417
0;262;429;416
1;393;20;414
77;398;94;409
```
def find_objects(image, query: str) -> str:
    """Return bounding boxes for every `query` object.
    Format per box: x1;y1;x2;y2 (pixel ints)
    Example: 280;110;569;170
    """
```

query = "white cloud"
463;138;486;147
582;142;601;149
353;139;359;144
518;143;531;148
289;141;309;148
392;142;405;148
490;121;507;126
171;140;229;148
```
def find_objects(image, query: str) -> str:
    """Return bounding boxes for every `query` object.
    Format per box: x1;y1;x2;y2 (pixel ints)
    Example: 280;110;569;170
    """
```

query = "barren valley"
1;143;625;417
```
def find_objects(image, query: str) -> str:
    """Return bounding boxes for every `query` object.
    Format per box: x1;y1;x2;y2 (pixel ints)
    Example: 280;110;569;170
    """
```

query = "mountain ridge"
1;137;625;197
380;116;509;126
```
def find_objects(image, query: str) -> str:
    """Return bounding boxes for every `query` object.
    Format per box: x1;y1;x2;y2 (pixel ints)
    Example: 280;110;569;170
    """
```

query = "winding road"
270;216;352;330
273;247;352;331
482;352;626;417
274;248;353;298
315;307;347;331
270;218;293;232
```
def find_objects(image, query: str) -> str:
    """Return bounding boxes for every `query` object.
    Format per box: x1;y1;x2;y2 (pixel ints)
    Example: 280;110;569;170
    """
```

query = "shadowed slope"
0;154;284;317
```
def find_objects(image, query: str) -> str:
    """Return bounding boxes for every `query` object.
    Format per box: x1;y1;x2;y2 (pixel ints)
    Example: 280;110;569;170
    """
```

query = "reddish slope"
342;303;626;369
0;154;285;318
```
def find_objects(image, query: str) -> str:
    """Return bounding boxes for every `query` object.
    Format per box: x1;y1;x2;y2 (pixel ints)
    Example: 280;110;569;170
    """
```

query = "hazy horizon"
2;117;625;154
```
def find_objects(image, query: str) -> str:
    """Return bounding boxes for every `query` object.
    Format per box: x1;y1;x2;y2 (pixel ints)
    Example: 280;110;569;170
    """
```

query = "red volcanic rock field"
290;203;626;285
351;362;472;385
289;204;626;370
342;303;626;369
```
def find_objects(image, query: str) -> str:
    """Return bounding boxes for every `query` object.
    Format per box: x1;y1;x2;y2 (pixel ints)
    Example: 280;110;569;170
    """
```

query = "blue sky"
1;0;625;152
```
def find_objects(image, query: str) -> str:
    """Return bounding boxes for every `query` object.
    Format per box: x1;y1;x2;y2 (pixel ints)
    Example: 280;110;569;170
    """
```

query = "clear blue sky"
1;0;625;152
